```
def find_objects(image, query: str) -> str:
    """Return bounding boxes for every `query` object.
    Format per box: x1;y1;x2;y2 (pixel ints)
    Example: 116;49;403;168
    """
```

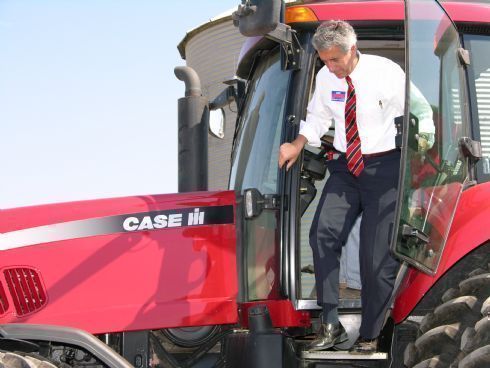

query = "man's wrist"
293;134;308;150
418;132;434;150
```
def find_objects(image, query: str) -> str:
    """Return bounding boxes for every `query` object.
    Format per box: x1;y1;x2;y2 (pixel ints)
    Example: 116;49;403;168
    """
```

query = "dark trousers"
309;150;400;339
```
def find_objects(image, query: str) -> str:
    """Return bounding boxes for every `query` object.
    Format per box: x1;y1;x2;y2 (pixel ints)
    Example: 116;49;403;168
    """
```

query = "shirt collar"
348;50;362;81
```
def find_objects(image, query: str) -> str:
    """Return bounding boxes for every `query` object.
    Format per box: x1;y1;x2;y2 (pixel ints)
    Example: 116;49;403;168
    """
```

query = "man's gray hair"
312;20;357;53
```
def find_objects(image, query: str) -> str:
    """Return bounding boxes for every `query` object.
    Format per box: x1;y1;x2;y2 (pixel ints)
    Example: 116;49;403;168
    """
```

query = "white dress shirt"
299;53;434;154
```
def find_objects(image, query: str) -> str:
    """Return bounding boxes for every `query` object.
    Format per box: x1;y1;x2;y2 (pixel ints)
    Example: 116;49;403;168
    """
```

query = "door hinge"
459;137;482;162
402;224;429;244
457;48;471;66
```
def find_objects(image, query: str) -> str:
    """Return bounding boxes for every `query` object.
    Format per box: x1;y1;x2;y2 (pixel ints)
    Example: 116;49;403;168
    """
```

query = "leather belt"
362;148;400;158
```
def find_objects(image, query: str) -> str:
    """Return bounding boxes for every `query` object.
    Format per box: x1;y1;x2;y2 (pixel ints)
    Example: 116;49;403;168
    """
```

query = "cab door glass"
229;48;291;300
465;35;490;181
394;0;469;274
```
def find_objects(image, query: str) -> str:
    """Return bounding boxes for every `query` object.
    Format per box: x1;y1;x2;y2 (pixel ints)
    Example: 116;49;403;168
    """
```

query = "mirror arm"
265;22;292;45
266;24;302;71
244;188;281;219
209;85;237;110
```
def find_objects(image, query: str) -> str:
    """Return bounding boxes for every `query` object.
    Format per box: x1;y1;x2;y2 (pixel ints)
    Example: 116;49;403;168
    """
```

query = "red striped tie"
345;75;364;176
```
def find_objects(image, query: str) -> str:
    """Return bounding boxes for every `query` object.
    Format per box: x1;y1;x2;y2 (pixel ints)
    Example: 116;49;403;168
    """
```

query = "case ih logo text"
123;208;205;232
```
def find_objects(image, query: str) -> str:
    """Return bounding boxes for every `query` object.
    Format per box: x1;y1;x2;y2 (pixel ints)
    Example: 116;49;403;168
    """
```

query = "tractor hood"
0;191;238;334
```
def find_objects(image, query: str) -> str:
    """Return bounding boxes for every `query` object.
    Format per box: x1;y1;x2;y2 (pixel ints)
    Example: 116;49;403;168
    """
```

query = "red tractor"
1;1;489;367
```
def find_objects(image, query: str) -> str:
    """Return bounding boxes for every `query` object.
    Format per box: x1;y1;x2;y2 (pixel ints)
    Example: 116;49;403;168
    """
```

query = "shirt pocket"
356;88;386;124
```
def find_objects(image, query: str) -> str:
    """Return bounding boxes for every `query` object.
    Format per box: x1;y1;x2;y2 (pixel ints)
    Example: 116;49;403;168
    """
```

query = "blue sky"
0;0;237;209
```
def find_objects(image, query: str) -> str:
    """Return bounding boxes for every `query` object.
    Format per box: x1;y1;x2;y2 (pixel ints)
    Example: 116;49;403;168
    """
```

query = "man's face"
318;45;357;79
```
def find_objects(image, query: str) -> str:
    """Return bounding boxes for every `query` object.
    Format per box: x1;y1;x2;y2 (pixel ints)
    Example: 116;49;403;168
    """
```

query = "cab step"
301;350;387;360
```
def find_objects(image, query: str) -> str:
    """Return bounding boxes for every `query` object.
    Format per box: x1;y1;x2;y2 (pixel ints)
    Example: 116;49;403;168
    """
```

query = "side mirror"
244;188;264;218
209;108;225;139
232;0;281;37
209;84;237;140
243;188;280;219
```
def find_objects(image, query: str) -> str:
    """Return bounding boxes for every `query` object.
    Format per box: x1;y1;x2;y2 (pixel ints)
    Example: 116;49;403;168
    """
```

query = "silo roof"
177;8;235;60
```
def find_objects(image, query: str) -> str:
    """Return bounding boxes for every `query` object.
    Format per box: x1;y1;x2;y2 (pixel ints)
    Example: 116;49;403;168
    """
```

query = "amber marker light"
285;6;318;24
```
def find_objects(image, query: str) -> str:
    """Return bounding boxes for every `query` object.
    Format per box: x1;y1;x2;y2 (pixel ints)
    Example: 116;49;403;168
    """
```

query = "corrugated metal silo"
178;11;245;190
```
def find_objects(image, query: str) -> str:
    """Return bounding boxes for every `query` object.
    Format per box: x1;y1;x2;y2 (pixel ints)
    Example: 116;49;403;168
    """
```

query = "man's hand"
417;133;430;153
278;135;308;171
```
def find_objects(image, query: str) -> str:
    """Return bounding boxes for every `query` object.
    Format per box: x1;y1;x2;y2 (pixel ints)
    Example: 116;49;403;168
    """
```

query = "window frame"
463;32;490;183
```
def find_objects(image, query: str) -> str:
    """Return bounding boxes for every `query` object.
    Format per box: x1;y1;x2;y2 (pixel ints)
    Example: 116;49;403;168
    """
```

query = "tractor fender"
393;181;490;323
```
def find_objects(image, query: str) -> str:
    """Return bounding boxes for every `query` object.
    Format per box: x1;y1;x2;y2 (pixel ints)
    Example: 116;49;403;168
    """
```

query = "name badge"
331;91;346;102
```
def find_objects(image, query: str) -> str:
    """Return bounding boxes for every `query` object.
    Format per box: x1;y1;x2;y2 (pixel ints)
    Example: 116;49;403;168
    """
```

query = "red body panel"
441;2;490;23
0;191;238;334
393;182;490;323
307;1;404;21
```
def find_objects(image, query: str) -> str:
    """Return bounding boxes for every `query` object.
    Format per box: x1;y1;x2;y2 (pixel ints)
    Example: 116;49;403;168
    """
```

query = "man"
278;20;433;353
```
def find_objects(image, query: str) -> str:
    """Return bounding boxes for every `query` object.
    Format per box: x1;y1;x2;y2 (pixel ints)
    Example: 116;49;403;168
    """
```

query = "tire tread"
404;267;490;368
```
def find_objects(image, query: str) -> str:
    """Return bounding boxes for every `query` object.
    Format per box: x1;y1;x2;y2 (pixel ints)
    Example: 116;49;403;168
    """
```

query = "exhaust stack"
174;66;209;192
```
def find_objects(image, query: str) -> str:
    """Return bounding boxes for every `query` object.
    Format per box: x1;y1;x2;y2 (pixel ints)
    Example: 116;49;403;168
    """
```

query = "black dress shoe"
307;322;348;351
349;336;378;354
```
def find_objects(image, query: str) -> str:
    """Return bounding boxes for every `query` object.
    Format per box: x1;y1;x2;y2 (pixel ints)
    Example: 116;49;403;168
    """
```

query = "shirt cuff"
299;120;321;148
419;118;436;135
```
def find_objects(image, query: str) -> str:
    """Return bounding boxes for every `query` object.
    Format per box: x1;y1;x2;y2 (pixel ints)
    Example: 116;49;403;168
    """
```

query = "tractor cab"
224;0;486;363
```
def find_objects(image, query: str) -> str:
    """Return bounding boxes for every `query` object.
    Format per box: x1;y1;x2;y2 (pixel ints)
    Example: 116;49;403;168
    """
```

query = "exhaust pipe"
174;66;208;192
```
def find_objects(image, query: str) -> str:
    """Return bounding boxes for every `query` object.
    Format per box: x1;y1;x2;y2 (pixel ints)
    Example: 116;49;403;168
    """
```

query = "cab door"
392;0;471;274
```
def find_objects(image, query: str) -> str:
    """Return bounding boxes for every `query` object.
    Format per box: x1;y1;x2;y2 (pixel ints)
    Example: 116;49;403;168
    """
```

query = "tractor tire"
403;268;490;368
0;351;58;368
